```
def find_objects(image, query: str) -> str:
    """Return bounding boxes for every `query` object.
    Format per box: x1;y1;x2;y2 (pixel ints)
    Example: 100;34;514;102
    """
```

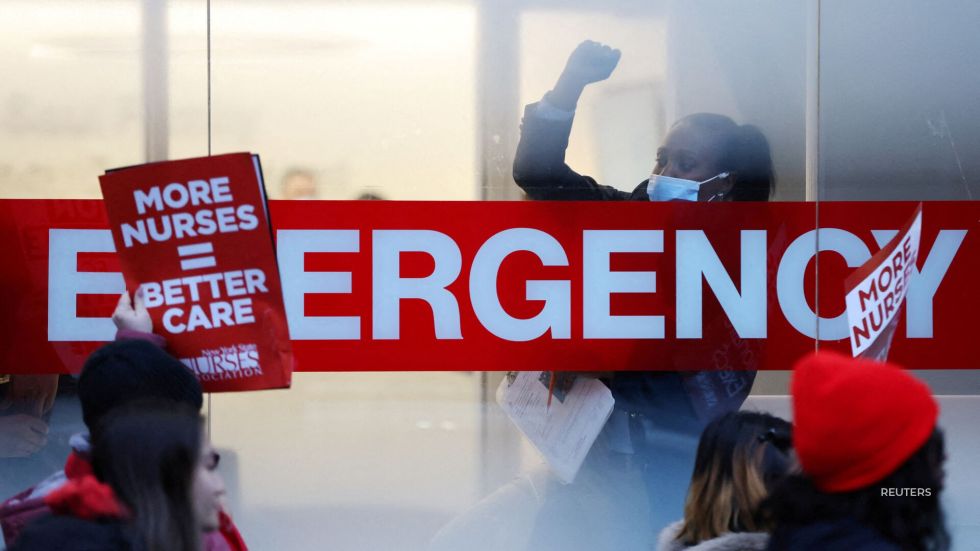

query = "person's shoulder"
656;520;687;551
768;518;900;551
693;531;769;551
12;514;135;551
0;471;67;546
1;469;66;508
658;521;770;551
629;180;649;200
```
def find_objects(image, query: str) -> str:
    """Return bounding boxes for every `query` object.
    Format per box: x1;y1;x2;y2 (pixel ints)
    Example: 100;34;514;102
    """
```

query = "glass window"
1;1;977;549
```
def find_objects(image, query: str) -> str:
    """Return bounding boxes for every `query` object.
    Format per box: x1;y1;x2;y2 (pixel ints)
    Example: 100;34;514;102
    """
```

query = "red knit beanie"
791;351;939;493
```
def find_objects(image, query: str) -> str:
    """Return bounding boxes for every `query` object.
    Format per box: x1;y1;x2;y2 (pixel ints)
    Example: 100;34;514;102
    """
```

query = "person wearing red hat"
763;351;949;551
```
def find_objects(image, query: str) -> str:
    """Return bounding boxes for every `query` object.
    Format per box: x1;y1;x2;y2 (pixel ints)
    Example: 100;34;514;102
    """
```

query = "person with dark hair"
508;39;775;546
77;339;204;432
514;40;775;204
763;352;949;551
0;292;247;551
658;411;792;551
12;403;225;551
355;191;385;200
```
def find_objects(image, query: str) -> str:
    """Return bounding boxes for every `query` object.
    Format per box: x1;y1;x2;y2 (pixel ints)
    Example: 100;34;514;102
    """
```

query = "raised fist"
560;40;621;86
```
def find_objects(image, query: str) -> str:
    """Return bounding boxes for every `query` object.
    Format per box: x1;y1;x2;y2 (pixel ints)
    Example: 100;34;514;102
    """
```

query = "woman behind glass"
512;39;776;547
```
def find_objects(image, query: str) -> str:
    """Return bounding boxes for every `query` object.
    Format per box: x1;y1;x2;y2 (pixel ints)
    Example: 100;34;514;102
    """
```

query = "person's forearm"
546;73;586;111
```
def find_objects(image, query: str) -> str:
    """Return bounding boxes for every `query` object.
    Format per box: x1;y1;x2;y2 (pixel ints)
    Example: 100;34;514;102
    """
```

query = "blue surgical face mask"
647;172;731;202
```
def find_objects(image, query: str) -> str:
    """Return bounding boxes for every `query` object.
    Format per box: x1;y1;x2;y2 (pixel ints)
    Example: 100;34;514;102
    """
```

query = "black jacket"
513;102;649;201
11;514;138;551
767;517;901;551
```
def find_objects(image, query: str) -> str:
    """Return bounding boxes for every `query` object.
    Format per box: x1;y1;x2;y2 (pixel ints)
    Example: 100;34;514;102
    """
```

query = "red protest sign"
98;153;292;392
845;204;923;360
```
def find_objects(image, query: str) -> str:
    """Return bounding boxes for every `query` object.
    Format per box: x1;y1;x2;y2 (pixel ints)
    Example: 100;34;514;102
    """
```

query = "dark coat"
766;517;902;551
513;103;649;201
11;514;138;551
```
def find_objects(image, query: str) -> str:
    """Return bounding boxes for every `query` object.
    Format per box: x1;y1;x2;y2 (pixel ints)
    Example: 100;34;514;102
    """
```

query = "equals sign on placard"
178;242;216;271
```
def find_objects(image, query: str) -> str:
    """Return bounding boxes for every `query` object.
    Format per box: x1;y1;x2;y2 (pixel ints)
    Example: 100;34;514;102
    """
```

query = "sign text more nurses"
117;177;268;334
121;177;259;247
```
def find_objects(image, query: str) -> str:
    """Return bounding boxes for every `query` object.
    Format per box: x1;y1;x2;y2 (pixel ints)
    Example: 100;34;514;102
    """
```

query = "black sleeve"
11;515;132;551
512;102;633;201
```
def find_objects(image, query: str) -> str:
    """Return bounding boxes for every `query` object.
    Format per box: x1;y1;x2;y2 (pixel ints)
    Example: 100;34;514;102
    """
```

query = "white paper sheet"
496;371;615;484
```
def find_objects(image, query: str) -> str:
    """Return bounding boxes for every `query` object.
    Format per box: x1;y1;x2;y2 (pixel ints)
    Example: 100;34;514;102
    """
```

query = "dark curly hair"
763;429;949;551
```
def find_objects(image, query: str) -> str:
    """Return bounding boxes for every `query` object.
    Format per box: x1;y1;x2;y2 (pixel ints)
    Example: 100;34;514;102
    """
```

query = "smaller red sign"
99;153;293;392
845;204;922;361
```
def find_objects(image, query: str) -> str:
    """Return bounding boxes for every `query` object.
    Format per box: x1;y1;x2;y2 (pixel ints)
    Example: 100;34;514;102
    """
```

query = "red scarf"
56;451;248;550
44;474;128;521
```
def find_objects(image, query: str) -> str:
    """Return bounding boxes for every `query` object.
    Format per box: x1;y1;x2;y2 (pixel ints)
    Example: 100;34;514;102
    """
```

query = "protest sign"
845;204;923;360
98;153;292;391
